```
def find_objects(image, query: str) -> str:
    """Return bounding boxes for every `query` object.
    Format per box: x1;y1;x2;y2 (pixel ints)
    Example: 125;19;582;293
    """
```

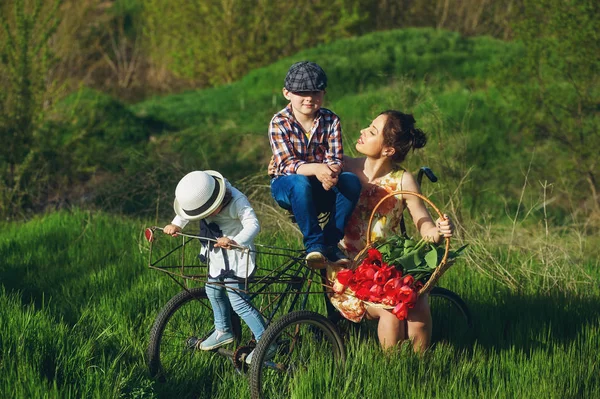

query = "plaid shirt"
269;104;343;176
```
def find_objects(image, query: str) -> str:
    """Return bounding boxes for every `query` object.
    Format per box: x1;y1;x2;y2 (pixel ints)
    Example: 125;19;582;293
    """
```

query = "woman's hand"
163;224;181;236
214;237;238;249
435;214;454;238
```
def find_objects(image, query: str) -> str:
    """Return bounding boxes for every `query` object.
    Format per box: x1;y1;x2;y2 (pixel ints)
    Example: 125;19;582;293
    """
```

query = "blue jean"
206;277;266;340
270;172;361;253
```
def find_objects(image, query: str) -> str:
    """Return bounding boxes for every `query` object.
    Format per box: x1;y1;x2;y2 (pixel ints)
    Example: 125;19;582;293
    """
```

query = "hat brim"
173;170;226;221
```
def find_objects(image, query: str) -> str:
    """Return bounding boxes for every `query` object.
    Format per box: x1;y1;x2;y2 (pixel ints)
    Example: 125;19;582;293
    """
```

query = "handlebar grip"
417;167;438;186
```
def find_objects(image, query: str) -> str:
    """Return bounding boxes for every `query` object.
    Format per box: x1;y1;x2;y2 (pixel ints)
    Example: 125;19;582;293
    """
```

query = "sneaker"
198;330;234;350
306;251;326;269
326;246;351;266
245;343;278;365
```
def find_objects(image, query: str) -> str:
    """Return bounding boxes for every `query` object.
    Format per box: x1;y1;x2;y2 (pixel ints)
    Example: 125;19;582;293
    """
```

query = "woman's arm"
401;171;452;244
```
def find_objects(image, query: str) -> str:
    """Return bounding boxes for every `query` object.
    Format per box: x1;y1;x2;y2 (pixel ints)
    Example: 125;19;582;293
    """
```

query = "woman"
337;110;454;352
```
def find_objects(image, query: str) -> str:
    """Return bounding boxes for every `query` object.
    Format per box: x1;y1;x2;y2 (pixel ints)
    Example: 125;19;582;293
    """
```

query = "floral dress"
329;168;406;322
340;168;405;259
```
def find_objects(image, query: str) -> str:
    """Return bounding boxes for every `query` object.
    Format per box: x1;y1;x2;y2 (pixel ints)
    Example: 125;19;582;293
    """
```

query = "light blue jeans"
206;277;266;341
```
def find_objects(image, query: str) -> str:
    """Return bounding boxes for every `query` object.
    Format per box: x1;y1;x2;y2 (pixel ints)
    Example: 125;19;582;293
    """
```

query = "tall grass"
1;210;599;398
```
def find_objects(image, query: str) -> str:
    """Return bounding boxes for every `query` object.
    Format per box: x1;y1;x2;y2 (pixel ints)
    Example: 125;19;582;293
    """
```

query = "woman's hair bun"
379;109;428;163
412;127;427;149
401;113;426;150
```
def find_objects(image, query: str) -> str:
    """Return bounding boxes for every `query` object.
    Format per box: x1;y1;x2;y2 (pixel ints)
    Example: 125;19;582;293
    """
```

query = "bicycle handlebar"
145;226;305;254
417;167;438;186
146;226;248;251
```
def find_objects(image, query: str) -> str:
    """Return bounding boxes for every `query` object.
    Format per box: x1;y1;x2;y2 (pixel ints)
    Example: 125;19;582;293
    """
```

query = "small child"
269;61;361;267
163;170;274;363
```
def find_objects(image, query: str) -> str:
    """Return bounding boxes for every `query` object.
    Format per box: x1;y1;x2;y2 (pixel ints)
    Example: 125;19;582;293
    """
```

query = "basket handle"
354;190;451;296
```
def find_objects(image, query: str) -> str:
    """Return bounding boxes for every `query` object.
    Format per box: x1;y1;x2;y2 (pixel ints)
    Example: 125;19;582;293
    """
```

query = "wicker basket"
350;190;452;308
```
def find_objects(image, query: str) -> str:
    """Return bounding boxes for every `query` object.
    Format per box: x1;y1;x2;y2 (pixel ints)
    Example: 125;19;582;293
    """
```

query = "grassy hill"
63;28;522;220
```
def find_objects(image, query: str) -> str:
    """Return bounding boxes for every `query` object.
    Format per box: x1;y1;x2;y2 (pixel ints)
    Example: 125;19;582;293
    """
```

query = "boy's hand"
163;224;182;236
316;164;339;190
214;237;238;249
267;156;277;176
328;164;342;176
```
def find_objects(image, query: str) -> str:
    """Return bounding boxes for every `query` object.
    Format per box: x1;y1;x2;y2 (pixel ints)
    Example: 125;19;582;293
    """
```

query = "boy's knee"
278;174;312;194
338;172;362;197
271;174;313;209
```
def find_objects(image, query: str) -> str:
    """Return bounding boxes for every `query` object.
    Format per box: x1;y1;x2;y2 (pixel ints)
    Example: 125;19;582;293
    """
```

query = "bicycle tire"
429;286;472;328
147;287;242;381
249;310;345;399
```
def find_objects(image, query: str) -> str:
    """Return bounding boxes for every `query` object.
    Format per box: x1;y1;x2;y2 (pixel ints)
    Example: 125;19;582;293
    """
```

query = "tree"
497;0;600;215
0;0;61;217
140;0;361;87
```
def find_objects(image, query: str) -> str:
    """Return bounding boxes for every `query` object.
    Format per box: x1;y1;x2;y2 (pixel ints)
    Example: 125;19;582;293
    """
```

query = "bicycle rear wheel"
249;310;345;399
147;287;242;382
429;286;473;343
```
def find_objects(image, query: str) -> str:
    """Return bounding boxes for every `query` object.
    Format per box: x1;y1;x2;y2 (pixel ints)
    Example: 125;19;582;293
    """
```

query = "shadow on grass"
435;288;600;353
329;286;600;356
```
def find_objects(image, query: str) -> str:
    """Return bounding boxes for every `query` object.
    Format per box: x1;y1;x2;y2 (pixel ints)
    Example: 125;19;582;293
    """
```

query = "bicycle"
144;228;345;398
144;183;471;398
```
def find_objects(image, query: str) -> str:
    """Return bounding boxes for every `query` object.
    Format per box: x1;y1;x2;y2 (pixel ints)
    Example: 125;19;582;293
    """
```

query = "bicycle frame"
145;226;331;325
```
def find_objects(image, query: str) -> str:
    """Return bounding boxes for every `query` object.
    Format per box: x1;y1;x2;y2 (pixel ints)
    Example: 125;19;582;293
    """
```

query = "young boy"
268;61;361;267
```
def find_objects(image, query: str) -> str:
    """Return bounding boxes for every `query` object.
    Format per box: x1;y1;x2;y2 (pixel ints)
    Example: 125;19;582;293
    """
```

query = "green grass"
1;210;598;398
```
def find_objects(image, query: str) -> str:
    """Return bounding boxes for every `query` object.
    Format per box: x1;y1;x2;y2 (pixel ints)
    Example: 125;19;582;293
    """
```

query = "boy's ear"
282;88;291;100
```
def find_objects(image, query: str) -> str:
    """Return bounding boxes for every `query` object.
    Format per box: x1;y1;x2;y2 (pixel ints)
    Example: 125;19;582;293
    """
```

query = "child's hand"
328;164;342;176
163;224;182;236
214;237;238;249
267;156;277;176
316;164;338;190
435;214;454;238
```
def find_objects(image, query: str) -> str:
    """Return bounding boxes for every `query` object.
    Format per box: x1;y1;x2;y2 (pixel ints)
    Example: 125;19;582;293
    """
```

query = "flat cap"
284;61;327;92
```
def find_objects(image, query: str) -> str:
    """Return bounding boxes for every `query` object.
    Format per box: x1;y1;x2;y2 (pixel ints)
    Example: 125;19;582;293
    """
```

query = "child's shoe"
326;246;351;266
198;330;234;350
245;343;278;365
306;250;327;269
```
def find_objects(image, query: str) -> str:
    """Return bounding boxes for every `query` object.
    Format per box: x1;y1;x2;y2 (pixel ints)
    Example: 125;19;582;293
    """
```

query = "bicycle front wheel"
249;310;345;399
147;287;242;382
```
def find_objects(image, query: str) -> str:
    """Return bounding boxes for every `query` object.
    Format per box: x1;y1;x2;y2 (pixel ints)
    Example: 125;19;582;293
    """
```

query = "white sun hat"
173;170;226;221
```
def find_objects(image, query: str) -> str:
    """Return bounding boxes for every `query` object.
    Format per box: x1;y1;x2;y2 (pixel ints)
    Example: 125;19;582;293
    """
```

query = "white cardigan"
171;181;260;279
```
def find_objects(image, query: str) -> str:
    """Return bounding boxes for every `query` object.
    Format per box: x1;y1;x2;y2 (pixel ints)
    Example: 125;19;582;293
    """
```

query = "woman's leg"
224;279;267;341
366;306;407;350
406;294;432;353
205;278;232;332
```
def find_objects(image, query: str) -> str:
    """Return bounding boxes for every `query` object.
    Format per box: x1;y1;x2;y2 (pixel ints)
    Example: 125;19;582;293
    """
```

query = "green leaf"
413;252;425;267
425;247;439;268
398;254;417;271
378;243;391;256
453;244;469;255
